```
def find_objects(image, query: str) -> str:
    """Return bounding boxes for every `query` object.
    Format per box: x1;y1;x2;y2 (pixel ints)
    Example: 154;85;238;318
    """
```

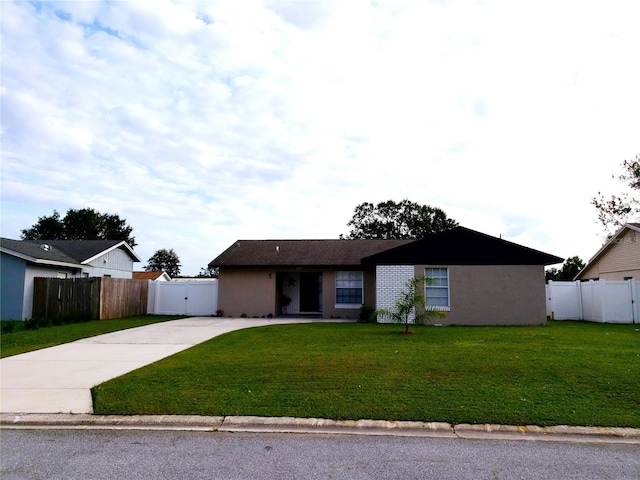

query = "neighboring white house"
133;271;172;281
0;238;141;320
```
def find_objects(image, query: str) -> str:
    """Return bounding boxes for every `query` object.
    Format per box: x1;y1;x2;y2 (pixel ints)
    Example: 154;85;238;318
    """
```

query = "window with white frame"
335;271;363;307
425;267;450;310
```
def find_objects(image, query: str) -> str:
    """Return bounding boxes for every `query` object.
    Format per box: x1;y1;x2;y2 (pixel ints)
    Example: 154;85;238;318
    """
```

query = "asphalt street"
2;429;639;480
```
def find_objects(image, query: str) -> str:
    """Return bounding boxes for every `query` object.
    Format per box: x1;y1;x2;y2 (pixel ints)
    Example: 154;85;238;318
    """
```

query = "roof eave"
211;263;366;268
33;259;85;269
1;247;83;269
0;247;37;263
365;258;563;266
82;241;142;264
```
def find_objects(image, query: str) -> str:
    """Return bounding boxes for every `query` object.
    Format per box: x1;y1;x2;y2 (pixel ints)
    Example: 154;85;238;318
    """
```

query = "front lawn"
0;315;185;358
92;321;640;427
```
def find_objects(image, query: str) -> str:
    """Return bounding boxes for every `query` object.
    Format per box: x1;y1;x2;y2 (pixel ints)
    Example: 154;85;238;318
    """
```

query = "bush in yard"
24;318;39;330
358;305;377;323
37;317;52;328
1;322;15;334
376;275;444;334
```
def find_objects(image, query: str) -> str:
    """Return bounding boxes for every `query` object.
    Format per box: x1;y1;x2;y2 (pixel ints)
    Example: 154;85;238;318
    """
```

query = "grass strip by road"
0;315;185;358
93;321;640;427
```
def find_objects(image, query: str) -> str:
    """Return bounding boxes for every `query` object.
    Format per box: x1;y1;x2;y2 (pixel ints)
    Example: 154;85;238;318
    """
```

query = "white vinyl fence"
546;280;639;324
148;280;218;316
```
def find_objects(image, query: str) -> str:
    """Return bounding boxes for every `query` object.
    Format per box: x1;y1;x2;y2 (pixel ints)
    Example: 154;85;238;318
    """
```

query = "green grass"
93;321;640;427
0;316;185;358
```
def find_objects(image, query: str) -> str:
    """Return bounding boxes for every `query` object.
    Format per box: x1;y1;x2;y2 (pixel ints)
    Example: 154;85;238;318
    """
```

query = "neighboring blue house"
0;239;141;321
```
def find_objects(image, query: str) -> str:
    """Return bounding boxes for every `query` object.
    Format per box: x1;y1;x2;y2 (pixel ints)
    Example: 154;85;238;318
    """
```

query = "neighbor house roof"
0;238;141;267
362;227;563;266
210;239;413;267
574;222;640;280
133;271;171;281
0;238;84;269
44;240;141;263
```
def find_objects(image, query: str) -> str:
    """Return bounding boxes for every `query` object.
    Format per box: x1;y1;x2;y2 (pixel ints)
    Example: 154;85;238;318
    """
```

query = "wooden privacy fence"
33;277;148;321
100;278;148;319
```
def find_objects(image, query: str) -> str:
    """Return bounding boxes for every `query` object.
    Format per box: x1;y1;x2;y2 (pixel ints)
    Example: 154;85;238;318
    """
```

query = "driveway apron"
0;317;329;414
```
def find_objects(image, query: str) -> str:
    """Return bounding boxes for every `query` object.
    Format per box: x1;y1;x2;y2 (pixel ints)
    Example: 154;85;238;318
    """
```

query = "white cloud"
2;0;639;274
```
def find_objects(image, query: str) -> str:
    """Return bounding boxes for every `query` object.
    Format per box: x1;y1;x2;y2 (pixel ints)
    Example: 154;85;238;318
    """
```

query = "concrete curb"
0;414;224;431
2;414;639;443
453;423;640;443
219;416;456;437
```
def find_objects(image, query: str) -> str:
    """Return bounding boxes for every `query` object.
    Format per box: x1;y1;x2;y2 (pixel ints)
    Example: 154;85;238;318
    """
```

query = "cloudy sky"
1;0;638;275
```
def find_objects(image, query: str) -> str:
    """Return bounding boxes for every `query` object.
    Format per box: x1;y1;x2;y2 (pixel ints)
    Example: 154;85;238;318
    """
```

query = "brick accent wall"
375;265;414;323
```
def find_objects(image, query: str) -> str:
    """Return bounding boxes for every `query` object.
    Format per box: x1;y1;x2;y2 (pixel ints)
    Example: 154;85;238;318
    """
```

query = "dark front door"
299;272;322;312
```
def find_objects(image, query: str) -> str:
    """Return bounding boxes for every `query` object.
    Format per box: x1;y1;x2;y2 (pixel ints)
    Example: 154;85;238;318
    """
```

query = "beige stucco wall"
217;267;276;317
219;264;547;324
414;264;547;326
217;267;376;319
579;229;640;280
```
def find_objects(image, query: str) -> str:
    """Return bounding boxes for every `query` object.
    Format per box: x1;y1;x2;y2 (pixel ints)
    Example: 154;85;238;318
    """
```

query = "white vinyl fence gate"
546;280;639;324
147;280;218;316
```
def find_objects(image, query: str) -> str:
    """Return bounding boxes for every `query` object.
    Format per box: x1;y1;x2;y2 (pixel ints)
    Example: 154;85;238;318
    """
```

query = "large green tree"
145;249;181;277
21;208;136;246
197;266;219;278
545;256;585;282
592;154;640;233
344;199;458;239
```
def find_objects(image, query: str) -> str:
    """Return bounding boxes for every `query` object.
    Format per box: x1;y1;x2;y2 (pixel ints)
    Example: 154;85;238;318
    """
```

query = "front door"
299;272;322;312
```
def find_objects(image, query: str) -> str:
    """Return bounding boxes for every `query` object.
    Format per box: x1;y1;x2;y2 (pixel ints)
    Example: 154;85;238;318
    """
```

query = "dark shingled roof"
362;227;563;266
210;239;414;267
0;238;83;266
42;240;125;262
0;238;139;265
210;228;563;268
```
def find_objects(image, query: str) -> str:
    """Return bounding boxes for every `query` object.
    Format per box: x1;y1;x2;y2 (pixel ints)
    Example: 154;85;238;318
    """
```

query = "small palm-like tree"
376;275;444;334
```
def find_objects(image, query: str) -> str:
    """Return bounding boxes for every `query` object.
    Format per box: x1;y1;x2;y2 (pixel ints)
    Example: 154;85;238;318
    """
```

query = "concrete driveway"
0;317;343;414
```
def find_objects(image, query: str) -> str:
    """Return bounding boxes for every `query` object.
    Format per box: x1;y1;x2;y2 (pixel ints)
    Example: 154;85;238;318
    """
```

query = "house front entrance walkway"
0;317;352;414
